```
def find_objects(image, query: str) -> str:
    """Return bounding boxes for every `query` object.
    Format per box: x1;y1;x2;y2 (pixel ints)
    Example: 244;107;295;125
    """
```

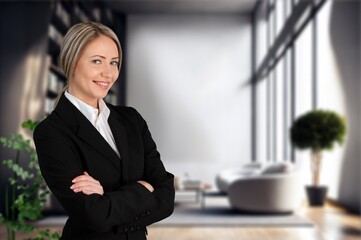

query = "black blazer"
33;93;175;240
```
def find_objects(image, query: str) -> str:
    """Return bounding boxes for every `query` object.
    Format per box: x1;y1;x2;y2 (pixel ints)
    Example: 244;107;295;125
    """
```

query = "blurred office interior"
0;0;359;238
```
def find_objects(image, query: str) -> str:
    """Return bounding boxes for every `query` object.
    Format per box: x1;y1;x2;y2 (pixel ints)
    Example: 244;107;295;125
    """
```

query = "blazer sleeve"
128;108;175;227
33;121;158;233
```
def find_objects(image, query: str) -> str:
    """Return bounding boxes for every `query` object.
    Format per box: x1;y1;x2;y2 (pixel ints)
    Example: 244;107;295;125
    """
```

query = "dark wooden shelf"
78;1;97;22
60;1;74;13
48;37;60;65
51;13;69;35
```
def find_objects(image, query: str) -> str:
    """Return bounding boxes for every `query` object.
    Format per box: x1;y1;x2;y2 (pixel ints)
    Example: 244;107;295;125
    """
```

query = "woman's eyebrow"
90;55;119;59
90;55;105;59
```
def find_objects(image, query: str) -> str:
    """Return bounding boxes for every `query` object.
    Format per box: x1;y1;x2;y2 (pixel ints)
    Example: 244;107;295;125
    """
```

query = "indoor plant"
290;109;346;206
0;119;60;240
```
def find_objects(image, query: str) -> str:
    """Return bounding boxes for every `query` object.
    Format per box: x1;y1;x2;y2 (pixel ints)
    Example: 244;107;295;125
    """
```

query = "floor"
0;201;360;240
147;201;361;240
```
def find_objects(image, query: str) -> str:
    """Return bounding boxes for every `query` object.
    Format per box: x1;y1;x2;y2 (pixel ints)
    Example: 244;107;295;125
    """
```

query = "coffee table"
175;183;212;208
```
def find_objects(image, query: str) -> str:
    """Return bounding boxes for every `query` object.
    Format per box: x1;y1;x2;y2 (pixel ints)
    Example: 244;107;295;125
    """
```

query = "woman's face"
69;35;119;108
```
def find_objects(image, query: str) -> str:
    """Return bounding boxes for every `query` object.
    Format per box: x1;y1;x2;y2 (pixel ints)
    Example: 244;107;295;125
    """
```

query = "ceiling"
104;0;258;14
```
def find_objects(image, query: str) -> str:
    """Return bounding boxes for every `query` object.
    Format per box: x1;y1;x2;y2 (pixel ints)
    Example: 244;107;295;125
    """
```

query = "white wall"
126;14;252;186
316;0;360;212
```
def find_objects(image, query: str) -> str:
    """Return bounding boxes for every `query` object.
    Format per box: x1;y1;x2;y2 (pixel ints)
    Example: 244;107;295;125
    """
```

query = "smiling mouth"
93;81;110;89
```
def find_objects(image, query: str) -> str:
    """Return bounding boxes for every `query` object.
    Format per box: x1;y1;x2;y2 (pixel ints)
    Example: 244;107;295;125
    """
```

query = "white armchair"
216;162;265;193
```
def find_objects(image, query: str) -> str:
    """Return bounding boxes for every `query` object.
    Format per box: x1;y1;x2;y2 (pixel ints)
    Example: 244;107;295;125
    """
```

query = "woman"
33;22;175;240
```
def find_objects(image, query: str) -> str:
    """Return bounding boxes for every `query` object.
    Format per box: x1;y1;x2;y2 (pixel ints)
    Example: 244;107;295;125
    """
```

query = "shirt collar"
98;96;110;119
64;91;110;124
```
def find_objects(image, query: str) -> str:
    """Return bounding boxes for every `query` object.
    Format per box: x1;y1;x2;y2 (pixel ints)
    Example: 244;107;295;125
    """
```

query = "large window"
252;0;327;162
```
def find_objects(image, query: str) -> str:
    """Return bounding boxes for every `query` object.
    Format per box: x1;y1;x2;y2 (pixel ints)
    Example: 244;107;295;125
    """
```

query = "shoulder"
33;113;54;136
107;104;145;124
33;112;69;141
108;104;138;115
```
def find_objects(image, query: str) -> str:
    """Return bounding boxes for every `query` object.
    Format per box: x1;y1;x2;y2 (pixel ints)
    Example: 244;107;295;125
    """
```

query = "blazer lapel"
77;119;121;171
108;109;129;183
55;93;121;171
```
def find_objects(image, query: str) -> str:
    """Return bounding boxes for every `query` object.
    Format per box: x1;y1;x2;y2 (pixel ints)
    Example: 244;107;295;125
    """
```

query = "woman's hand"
137;180;154;192
70;172;104;195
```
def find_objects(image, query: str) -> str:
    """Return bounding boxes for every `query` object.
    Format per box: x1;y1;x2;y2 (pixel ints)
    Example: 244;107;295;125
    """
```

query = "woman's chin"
94;91;109;100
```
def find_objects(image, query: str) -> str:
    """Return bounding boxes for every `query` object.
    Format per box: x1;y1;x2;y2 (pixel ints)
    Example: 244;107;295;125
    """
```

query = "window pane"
275;56;284;161
294;17;313;163
267;72;274;161
285;48;292;161
256;78;268;161
276;0;285;37
295;18;313;117
256;1;268;69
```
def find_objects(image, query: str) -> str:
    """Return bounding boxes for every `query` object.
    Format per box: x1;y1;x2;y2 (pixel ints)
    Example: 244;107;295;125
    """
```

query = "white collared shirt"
65;91;120;158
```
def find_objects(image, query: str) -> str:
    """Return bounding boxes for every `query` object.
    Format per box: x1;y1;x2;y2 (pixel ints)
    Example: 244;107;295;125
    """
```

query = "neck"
67;89;98;109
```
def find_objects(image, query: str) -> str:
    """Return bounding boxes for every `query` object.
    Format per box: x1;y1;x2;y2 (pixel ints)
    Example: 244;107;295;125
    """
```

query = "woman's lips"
93;81;110;89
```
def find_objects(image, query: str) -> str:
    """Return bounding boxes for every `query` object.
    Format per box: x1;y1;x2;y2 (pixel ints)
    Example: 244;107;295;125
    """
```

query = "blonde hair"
53;22;122;108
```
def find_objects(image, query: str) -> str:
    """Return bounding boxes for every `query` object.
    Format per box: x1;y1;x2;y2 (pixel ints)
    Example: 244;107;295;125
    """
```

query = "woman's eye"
110;61;119;66
92;59;101;64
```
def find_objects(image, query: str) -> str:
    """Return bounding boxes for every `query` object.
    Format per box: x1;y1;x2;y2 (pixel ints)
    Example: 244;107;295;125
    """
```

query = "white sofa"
216;162;302;213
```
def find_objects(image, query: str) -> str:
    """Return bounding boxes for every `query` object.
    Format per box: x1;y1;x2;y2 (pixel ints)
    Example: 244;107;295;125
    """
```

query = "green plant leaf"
9;133;15;140
4;161;33;181
22;119;42;132
24;139;32;152
11;221;34;232
9;177;16;185
0;136;7;146
25;228;61;240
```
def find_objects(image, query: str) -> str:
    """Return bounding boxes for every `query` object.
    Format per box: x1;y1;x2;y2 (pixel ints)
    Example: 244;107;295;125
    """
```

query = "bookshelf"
45;0;119;114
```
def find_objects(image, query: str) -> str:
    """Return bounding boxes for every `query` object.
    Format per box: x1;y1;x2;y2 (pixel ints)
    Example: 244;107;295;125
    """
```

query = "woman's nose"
101;65;112;78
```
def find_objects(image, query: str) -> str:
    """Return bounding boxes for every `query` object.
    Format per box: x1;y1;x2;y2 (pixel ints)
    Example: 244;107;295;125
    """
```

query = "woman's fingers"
72;174;98;184
71;182;103;195
70;180;99;189
137;180;154;192
72;185;102;194
71;172;104;195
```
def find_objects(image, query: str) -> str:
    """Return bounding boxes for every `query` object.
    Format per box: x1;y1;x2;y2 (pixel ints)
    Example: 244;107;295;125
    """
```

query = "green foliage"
25;229;61;240
1;118;60;240
290;109;347;151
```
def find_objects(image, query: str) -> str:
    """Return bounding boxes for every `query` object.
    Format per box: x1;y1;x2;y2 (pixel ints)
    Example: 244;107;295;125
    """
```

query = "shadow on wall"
330;0;360;213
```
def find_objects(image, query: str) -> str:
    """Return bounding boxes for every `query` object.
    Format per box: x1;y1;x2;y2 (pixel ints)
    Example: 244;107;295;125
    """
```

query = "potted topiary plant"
290;109;346;206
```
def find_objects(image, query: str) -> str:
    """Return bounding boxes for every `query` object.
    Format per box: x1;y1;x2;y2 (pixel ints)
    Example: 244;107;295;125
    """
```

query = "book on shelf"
48;71;58;93
55;1;70;27
48;24;63;46
74;5;90;23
